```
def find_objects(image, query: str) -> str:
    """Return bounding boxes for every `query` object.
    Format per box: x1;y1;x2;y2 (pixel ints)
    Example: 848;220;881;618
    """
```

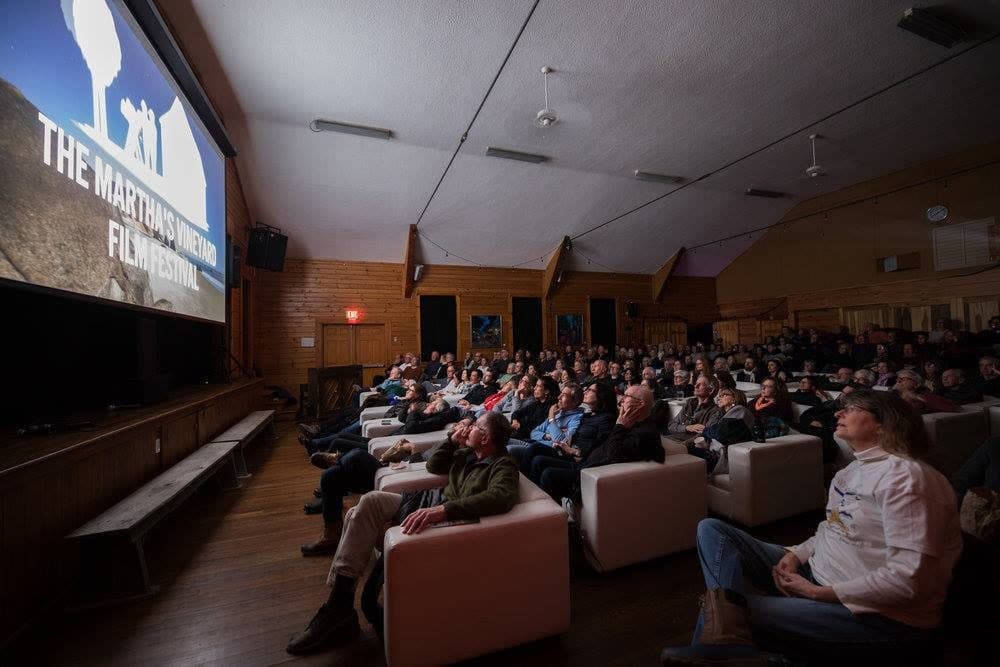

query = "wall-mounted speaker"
626;302;639;318
246;226;288;271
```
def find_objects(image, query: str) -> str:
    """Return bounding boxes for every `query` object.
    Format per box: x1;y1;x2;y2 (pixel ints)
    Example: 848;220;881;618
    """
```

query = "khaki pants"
327;490;402;585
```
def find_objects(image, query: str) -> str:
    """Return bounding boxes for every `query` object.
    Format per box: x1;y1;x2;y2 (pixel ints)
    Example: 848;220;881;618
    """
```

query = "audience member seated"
670;369;695;399
300;418;475;556
490;373;537;415
975;355;1000;397
423;350;442;380
790;376;827;408
736;357;764;384
922;359;943;393
873;360;897;388
893;369;960;414
687;387;754;475
665;375;722;444
952;435;1000;505
749;378;793;426
510;376;559;440
937;368;983;405
538;385;662;503
507;383;584;474
456;369;497;406
660;390;962;665
852;368;876;388
286;412;519;655
529;383;617;496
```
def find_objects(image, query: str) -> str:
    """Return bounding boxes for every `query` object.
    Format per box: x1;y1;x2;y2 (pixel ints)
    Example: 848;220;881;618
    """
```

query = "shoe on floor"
313;487;323;498
660;644;764;665
310;451;341;470
286;604;360;655
299;423;320;437
300;537;339;557
303;498;323;515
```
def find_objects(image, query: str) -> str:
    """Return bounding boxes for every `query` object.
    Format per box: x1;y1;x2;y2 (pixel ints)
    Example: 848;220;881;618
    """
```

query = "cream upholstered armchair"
375;464;569;666
706;434;826;527
575;452;707;572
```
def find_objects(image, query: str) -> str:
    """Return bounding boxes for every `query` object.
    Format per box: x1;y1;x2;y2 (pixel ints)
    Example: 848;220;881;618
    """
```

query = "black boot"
361;555;386;642
286;575;360;655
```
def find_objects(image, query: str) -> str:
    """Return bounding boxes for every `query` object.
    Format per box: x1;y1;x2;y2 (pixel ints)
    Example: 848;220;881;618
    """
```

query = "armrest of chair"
723;435;824;526
382;491;568;665
375;462;449;493
368;430;448;458
362;419;402;438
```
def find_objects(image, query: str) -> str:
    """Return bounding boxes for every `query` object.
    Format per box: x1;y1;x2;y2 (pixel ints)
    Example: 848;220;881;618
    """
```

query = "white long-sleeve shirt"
789;446;962;628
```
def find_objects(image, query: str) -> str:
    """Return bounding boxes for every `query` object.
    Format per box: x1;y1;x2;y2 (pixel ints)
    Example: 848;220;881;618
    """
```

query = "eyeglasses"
838;404;876;416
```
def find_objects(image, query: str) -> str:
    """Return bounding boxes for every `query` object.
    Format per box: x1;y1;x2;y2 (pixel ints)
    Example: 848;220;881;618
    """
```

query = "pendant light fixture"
535;66;557;127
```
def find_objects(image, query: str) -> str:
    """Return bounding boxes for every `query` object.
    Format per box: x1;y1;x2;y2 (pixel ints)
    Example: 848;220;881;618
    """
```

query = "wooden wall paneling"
795;308;841;331
717;144;1000;309
0;381;262;645
161;413;199;470
714;321;740;348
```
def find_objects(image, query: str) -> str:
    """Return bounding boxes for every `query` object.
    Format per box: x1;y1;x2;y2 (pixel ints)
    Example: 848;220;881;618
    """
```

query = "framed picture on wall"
556;314;584;346
471;315;502;348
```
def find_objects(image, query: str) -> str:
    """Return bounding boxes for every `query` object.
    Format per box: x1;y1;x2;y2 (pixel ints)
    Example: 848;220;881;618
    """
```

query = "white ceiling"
165;0;1000;276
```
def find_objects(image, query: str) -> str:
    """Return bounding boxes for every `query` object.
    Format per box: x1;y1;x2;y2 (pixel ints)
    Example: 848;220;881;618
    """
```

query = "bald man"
537;385;665;502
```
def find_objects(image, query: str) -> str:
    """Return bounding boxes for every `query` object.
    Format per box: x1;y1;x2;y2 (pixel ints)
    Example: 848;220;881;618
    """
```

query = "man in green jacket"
287;411;520;655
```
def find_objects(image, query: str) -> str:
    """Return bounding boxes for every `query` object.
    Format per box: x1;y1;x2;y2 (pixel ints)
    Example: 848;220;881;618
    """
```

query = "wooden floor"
8;424;826;666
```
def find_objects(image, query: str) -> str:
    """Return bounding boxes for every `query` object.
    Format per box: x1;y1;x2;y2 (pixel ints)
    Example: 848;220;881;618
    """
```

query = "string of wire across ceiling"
409;3;1000;274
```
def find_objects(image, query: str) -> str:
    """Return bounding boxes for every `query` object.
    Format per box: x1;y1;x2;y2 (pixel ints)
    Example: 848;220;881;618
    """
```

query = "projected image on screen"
0;0;226;323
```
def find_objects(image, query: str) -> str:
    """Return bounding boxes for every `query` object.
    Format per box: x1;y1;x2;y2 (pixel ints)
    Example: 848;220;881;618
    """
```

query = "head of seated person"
834;367;855;385
853;369;876;387
692;374;716;403
802;359;819;375
590;358;609;379
557;383;584;414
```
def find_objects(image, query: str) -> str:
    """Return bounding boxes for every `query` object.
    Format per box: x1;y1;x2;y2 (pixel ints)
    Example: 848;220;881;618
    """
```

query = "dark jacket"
425;438;520;520
462;382;499;406
937;384;983;405
584;419;665;467
573;411;615;460
789;392;822;409
399;406;460;434
511;399;554;439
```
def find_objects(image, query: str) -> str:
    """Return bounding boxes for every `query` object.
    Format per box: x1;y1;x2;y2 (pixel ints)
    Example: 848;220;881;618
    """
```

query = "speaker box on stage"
246;226;288;271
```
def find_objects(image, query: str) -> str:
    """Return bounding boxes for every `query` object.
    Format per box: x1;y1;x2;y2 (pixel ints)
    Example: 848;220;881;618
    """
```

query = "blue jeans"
506;439;557;475
693;518;935;662
308;422;365;454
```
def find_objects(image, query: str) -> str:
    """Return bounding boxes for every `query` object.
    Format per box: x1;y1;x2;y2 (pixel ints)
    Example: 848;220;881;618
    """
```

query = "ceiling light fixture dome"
535;66;557;127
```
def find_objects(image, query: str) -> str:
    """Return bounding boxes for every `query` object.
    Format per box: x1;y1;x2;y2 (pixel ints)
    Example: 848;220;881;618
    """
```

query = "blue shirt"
530;407;584;447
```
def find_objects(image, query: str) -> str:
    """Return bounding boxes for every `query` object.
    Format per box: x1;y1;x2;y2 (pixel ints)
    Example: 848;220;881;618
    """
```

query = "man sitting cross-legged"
286;411;520;655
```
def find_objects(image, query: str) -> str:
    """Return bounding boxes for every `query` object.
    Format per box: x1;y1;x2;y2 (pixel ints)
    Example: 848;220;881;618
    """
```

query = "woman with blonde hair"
661;390;962;665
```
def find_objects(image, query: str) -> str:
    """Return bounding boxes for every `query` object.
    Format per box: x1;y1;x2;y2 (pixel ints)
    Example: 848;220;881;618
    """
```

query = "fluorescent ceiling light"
310;119;393;140
485;147;549;163
633;170;683;184
745;187;786;198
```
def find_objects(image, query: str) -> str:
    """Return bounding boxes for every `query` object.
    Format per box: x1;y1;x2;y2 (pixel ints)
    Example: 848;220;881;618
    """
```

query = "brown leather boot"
300;520;343;557
699;589;753;645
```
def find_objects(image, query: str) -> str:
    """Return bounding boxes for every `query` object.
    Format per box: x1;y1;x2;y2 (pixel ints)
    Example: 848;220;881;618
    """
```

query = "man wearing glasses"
287;412;519;655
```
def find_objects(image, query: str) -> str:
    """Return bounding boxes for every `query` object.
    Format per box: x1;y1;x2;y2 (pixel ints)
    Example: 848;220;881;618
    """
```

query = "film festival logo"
64;0;209;233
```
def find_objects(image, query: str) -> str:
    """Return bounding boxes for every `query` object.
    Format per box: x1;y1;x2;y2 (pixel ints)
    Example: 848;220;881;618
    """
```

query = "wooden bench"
66;410;274;604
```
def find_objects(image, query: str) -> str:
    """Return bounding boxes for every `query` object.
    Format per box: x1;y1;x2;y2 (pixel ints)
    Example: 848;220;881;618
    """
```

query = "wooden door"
323;324;352;366
356;324;387;386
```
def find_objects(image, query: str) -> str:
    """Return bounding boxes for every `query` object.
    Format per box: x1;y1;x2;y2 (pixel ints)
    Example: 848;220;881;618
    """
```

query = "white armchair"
367;430;449;459
707;434;826;527
377;465;569;666
576;454;707;572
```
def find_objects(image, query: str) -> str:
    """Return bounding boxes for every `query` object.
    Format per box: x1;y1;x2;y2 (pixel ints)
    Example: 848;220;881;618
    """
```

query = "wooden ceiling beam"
402;224;418;298
652;247;685;303
542;236;572;300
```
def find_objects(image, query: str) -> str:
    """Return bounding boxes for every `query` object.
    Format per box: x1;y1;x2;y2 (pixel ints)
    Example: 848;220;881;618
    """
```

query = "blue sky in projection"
0;0;225;272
